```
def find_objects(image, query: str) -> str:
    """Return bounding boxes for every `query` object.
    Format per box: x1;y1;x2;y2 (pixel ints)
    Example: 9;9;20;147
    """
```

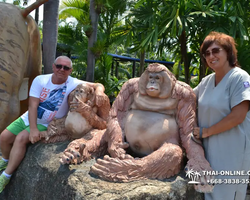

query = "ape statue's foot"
60;139;90;165
91;155;145;182
40;117;67;143
60;129;108;165
185;158;214;193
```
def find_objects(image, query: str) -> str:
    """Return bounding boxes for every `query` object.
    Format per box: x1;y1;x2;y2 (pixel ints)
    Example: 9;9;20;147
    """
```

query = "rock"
0;142;204;200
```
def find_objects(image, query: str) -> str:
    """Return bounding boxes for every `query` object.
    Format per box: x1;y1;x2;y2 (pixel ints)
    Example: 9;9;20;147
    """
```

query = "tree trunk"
86;0;99;82
35;7;39;24
139;50;145;76
180;31;190;84
42;0;60;74
199;60;205;82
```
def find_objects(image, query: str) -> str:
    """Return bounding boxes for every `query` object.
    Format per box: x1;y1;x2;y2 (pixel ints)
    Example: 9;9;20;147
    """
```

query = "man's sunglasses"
54;64;72;71
203;48;223;58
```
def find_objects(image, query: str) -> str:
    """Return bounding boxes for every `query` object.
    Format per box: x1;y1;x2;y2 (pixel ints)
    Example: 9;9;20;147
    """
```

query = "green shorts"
6;117;47;136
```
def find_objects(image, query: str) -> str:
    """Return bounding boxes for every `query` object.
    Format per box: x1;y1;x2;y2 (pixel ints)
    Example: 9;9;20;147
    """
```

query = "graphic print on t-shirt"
37;85;66;123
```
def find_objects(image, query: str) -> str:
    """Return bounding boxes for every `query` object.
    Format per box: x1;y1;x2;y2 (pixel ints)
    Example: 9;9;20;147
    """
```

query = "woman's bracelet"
199;128;203;139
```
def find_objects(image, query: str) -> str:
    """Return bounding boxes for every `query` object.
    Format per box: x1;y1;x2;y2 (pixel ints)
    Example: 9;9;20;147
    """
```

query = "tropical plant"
94;54;127;101
43;0;60;74
117;0;250;84
57;20;88;79
112;0;163;76
237;44;250;74
60;0;128;82
58;0;250;87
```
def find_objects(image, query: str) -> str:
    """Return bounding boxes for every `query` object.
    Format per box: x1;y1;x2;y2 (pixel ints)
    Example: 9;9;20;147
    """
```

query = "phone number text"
207;179;250;184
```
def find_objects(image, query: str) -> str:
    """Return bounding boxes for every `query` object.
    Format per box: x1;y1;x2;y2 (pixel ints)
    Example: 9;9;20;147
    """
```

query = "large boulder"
0;142;204;200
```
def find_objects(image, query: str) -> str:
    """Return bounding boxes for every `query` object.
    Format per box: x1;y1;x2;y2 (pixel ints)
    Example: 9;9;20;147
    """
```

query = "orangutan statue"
40;83;110;143
60;63;213;193
66;83;100;139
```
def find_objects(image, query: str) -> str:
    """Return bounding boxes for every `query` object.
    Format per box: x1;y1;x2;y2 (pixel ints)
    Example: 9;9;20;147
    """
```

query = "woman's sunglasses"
203;48;223;58
54;64;72;71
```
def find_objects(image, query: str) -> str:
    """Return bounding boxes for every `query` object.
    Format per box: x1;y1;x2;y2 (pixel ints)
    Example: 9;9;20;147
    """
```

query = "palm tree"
59;0;102;81
112;0;217;82
86;0;99;82
57;20;88;79
155;0;220;83
59;0;128;82
43;0;60;74
121;0;162;76
188;0;250;79
58;0;250;85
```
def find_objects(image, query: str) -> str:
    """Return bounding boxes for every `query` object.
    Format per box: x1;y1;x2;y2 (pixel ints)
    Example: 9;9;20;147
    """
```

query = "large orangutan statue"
0;0;48;132
60;63;213;193
40;83;110;143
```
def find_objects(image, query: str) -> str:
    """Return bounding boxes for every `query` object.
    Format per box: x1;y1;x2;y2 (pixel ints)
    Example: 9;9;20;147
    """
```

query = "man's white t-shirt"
21;74;85;127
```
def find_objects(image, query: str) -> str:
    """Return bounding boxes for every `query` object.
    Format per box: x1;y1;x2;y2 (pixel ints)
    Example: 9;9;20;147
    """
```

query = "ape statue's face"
70;84;94;104
139;65;175;99
74;86;89;103
146;72;163;97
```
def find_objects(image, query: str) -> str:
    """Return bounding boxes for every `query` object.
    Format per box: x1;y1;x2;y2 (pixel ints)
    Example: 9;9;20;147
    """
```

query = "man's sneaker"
0;160;8;171
0;174;10;193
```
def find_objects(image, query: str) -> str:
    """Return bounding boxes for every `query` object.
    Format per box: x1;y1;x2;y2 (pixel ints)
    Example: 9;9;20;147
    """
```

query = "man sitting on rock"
0;56;107;193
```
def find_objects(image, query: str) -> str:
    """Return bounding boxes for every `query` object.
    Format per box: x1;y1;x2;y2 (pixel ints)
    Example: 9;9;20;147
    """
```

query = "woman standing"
193;31;250;200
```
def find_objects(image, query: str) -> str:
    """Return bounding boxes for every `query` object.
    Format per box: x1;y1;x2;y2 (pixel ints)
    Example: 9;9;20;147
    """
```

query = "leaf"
229;16;236;22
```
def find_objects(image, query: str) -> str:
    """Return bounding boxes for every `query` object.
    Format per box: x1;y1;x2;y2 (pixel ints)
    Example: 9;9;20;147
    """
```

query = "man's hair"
54;56;73;68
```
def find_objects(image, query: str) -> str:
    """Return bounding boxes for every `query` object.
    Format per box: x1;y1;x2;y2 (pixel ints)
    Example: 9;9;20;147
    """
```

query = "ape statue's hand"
60;139;90;165
70;99;91;118
108;141;132;159
185;158;214;193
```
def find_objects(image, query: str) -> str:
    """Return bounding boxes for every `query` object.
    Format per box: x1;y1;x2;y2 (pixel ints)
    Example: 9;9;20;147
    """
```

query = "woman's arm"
194;100;249;138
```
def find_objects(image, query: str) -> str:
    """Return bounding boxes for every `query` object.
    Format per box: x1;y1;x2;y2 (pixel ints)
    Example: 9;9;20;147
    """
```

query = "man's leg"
0;117;28;165
0;129;16;171
4;130;30;175
0;129;30;193
0;129;17;160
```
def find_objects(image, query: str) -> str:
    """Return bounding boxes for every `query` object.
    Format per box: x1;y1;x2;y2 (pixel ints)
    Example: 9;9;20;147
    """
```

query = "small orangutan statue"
40;83;110;143
66;83;99;139
60;63;213;193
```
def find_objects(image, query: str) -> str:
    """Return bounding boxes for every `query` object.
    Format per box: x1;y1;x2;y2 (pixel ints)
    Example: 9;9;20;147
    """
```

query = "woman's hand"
193;127;209;139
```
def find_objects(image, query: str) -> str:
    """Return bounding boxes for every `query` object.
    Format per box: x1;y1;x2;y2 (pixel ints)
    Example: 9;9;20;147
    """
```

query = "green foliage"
60;0;90;25
171;57;200;88
190;76;199;88
172;61;182;80
58;0;250;91
57;21;88;80
71;59;87;80
94;54;128;101
237;42;250;74
90;40;106;58
59;0;129;84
